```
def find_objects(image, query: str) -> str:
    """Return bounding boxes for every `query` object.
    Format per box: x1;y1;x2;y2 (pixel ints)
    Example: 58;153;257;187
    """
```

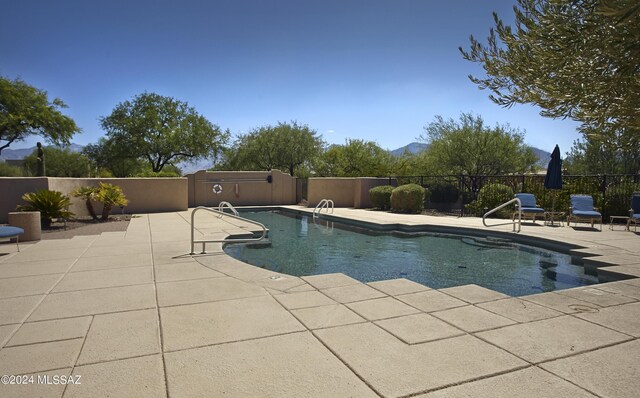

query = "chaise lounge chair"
512;193;545;223
568;195;602;231
0;225;25;252
629;192;640;232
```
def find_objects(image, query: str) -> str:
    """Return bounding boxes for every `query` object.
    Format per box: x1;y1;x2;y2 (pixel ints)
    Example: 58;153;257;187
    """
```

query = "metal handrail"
218;201;239;216
313;199;334;218
482;198;522;233
190;206;267;255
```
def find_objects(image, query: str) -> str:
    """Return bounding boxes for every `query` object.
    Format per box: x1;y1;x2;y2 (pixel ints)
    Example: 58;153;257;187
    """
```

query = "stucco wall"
354;178;394;208
186;170;296;207
307;178;356;207
0;177;187;223
1;173;388;223
50;178;188;217
0;178;49;223
307;177;395;208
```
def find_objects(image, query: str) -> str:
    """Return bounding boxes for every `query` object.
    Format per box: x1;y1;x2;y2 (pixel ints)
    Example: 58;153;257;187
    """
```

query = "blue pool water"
224;211;598;296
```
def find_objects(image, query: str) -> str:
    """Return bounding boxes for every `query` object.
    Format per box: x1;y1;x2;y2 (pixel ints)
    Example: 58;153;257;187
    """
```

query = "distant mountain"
0;147;34;160
389;142;551;169
389;142;429;156
179;158;215;174
530;147;552;169
0;144;84;161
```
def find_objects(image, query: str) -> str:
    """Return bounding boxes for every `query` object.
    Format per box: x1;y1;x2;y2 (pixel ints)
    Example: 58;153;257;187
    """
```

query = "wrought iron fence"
387;174;640;219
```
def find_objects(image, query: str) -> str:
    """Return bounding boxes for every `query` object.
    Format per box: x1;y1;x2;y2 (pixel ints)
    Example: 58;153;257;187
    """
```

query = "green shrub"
604;183;640;217
132;170;181;177
132;164;182;177
71;186;100;220
0;162;25;176
93;182;129;221
23;147;93;177
465;183;514;217
391;184;426;213
369;185;395;210
17;189;73;227
429;183;460;203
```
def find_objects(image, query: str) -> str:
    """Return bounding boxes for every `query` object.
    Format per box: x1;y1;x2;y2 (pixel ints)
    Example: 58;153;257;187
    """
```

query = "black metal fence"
387;174;640;219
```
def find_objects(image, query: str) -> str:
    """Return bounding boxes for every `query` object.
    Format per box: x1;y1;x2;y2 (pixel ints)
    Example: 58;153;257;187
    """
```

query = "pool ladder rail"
313;199;334;218
482;198;522;233
218;201;239;216
190;204;267;255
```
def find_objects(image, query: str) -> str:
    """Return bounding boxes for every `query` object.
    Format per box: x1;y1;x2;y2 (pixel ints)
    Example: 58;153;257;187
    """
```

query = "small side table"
609;215;630;231
544;211;565;227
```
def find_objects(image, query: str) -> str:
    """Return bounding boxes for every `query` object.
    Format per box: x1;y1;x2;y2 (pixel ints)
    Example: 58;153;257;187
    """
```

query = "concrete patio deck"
0;207;639;397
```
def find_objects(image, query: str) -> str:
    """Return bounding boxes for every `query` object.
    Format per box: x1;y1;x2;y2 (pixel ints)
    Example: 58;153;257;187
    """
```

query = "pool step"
244;240;272;249
225;232;272;248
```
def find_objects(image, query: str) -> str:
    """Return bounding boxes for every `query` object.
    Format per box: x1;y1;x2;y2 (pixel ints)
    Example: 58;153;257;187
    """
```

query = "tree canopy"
314;139;394;177
460;0;639;143
220;121;324;177
100;93;228;172
23;147;92;177
83;137;147;177
417;113;537;177
0;77;80;155
565;132;640;174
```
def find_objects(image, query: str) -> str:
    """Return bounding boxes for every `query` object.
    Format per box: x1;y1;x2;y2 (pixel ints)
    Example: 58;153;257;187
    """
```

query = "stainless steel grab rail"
482;198;522;233
218;201;239;216
190;206;267;255
313;199;334;218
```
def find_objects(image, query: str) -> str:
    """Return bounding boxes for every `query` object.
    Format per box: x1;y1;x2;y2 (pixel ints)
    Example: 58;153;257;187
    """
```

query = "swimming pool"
223;211;598;296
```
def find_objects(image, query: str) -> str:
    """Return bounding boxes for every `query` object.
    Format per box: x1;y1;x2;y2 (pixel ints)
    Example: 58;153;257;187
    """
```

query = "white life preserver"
212;184;223;194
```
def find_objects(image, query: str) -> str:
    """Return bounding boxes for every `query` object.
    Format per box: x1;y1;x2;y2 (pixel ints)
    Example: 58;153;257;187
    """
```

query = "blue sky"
1;0;581;154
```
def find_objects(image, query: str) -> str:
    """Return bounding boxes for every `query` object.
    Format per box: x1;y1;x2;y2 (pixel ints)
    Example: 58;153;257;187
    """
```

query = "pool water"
224;211;598;296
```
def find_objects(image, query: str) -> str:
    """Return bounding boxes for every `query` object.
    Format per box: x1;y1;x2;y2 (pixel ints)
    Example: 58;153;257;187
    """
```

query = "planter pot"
8;211;42;241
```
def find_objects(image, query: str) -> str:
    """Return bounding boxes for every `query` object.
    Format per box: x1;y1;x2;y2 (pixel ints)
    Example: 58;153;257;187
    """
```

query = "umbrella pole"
551;192;556;225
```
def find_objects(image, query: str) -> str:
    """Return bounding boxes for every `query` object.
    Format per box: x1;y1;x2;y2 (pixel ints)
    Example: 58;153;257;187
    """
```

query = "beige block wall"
307;178;356;207
0;178;49;223
354;178;394;208
2;173;386;223
186;170;296;207
48;178;188;217
272;170;297;204
307;177;395;208
1;177;187;223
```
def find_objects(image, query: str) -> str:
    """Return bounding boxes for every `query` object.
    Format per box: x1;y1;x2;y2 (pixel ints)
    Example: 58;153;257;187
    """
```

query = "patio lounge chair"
568;195;602;230
512;193;545;222
629;192;640;232
0;225;25;252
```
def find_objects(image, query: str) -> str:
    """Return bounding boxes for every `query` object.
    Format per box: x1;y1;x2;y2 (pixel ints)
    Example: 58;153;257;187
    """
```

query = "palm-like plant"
71;186;99;220
94;182;129;221
17;190;73;227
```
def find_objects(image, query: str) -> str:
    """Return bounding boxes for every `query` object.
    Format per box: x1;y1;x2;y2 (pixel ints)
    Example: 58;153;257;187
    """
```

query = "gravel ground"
41;215;132;240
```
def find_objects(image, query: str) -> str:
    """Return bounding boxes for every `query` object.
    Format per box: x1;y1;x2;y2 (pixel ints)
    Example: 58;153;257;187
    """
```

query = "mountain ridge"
0;144;84;160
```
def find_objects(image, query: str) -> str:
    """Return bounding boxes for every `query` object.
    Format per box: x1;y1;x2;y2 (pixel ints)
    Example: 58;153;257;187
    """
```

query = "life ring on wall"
212;184;223;195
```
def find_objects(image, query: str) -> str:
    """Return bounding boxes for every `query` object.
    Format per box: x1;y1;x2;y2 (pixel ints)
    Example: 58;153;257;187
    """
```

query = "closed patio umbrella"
544;145;563;190
544;145;563;224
